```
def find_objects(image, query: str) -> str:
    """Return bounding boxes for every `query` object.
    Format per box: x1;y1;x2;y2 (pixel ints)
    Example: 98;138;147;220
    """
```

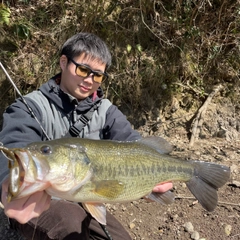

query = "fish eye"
40;145;52;155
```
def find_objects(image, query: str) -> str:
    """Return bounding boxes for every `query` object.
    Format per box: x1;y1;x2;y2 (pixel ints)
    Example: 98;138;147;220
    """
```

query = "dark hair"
60;32;112;70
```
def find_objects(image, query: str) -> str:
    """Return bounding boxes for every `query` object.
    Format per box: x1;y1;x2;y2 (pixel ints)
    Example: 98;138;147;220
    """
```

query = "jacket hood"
39;73;104;113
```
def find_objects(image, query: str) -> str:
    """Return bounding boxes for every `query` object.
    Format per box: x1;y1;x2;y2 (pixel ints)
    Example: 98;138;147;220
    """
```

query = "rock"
191;231;200;240
129;223;135;229
224;224;232;236
183;222;194;233
231;180;240;188
181;183;187;188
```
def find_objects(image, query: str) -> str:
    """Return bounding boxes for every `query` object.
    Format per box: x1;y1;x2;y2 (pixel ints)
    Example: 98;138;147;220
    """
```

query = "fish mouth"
11;154;24;200
12;151;25;185
1;148;26;201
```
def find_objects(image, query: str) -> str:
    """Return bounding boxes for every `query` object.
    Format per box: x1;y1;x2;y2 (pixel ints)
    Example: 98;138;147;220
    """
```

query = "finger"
22;191;50;215
5;195;34;223
33;191;51;214
152;182;173;193
5;192;51;224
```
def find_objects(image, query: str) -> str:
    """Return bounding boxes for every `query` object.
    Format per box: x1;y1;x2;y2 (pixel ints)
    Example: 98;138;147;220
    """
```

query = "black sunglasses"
68;58;108;83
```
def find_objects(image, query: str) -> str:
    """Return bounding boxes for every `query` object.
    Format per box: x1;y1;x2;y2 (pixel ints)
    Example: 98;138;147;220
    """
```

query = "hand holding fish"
1;179;51;224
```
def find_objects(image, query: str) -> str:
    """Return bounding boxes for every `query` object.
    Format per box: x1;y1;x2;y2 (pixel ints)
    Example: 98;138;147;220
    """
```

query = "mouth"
79;85;91;92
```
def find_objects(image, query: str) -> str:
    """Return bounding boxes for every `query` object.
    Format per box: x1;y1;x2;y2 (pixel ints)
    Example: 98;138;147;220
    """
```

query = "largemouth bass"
0;137;230;225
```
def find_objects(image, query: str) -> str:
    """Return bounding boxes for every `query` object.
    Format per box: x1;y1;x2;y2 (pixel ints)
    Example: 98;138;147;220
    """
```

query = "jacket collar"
38;73;104;113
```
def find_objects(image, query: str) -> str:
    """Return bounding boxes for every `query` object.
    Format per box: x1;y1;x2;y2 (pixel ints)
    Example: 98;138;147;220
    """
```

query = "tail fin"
186;161;230;212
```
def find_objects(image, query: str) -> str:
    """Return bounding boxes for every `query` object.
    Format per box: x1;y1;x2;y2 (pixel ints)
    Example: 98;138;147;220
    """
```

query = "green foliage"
12;23;31;39
0;0;240;125
0;4;11;25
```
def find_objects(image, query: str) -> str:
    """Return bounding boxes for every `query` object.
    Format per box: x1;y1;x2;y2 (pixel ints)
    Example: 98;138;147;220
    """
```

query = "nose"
83;73;94;83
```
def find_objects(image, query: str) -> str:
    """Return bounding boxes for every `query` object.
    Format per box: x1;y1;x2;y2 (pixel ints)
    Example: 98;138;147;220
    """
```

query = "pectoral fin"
93;180;124;199
82;203;107;225
146;190;175;205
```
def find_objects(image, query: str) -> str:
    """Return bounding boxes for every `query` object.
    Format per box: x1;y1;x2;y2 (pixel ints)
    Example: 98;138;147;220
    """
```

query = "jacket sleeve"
102;104;141;141
0;97;44;186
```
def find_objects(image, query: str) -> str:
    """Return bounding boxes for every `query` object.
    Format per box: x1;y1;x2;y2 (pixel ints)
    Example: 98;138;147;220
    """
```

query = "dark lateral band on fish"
0;136;230;225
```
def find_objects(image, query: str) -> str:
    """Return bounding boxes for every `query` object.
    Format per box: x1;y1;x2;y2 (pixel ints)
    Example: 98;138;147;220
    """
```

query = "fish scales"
86;140;194;183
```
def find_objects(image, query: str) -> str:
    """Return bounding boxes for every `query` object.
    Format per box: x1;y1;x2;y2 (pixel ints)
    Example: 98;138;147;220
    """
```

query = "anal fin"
82;202;107;225
146;190;175;205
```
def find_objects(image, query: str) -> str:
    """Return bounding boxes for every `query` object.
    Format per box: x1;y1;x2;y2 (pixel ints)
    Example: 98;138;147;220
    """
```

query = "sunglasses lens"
76;65;90;77
93;73;104;83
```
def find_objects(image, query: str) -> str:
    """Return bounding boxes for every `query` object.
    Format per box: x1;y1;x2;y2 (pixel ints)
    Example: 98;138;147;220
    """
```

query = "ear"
60;55;68;70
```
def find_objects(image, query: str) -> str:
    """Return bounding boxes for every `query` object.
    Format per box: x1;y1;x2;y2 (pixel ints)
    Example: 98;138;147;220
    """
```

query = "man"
0;32;172;240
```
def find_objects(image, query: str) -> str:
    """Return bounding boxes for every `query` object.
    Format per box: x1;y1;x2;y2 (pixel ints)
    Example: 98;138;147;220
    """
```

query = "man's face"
59;54;106;100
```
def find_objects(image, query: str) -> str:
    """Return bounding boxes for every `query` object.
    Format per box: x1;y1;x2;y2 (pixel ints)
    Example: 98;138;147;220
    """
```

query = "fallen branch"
217;201;240;207
189;84;223;147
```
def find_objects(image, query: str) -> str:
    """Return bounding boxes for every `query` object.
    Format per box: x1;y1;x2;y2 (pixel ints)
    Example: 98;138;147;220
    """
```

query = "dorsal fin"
138;136;173;154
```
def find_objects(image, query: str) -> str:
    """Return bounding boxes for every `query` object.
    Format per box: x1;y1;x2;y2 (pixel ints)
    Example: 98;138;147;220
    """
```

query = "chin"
75;92;90;100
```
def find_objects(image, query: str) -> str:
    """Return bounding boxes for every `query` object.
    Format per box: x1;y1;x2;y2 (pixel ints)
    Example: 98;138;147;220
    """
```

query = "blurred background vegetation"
0;0;239;129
